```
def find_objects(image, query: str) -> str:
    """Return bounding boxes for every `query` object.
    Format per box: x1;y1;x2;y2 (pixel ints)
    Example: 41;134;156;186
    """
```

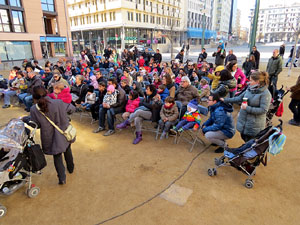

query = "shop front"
40;36;67;58
0;41;33;61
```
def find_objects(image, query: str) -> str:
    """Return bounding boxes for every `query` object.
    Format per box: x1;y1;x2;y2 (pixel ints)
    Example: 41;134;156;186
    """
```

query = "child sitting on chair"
159;97;179;139
81;85;96;110
198;78;210;102
122;90;140;120
102;84;118;108
170;99;201;134
48;82;72;104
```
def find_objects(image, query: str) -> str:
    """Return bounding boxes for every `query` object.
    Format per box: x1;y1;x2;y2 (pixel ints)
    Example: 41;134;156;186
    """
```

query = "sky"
238;0;289;28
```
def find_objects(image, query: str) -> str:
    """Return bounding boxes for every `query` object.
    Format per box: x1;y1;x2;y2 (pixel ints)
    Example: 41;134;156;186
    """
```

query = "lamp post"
201;2;207;49
63;0;72;57
249;0;260;54
42;16;49;59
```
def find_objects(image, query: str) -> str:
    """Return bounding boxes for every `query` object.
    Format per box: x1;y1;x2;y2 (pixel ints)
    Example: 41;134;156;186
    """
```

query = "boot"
116;120;130;129
285;63;288;67
133;131;142;144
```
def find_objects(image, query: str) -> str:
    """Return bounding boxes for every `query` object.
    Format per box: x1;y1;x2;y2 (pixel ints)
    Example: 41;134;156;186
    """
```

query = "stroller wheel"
0;205;7;218
213;168;217;176
27;186;40;198
207;168;214;176
244;179;254;189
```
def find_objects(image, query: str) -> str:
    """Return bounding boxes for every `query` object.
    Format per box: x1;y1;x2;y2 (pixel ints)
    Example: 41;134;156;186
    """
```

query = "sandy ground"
0;67;300;225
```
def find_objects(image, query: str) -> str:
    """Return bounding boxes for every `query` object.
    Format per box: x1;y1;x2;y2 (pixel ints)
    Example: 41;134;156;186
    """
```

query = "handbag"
37;106;76;142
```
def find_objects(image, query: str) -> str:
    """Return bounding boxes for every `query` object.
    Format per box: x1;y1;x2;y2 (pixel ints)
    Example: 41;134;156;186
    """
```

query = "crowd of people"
1;43;300;181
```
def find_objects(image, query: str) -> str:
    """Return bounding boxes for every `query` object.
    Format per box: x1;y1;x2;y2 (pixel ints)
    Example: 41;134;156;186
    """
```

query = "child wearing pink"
48;83;72;104
122;90;140;120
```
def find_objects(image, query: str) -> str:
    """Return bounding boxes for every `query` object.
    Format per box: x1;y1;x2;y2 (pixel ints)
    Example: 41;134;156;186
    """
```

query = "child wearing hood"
198;78;210;102
48;82;72;104
207;65;224;90
90;75;99;90
170;99;201;134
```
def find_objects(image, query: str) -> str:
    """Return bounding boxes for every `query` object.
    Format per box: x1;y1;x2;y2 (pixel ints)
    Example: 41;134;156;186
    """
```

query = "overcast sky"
238;0;289;28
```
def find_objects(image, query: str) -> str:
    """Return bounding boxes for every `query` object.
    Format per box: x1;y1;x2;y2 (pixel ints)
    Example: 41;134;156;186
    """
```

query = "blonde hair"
250;71;269;87
53;82;65;90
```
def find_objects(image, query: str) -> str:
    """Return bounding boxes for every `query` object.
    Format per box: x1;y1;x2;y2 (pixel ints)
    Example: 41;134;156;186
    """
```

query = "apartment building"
212;0;232;39
250;3;300;43
0;0;73;61
185;0;216;45
67;0;184;52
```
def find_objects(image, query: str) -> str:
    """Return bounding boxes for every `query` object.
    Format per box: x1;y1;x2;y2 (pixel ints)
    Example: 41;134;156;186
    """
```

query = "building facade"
250;3;300;43
0;0;73;62
185;0;216;45
212;0;232;40
67;0;185;53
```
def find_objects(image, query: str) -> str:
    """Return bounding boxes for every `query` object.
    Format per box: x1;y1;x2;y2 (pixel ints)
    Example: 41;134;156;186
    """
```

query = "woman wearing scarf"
224;71;271;142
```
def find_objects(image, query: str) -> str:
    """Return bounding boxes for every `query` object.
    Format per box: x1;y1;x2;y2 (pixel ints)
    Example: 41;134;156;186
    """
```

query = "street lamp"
249;0;260;54
201;5;208;49
42;16;49;59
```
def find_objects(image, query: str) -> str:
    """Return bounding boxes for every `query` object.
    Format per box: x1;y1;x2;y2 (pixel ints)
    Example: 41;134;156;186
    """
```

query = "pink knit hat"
107;85;115;92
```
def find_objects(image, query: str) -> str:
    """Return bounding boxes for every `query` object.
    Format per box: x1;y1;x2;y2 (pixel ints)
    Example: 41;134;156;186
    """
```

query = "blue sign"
187;28;217;39
40;36;67;43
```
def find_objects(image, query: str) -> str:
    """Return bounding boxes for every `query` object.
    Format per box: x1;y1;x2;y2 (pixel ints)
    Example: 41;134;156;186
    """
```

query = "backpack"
268;128;286;156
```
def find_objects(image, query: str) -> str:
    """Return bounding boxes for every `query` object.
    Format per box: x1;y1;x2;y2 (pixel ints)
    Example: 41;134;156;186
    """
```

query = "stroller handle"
277;119;283;131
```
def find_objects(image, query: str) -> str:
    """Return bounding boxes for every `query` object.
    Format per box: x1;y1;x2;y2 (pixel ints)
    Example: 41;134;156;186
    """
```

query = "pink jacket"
48;87;72;104
90;76;99;90
230;67;246;92
125;97;140;113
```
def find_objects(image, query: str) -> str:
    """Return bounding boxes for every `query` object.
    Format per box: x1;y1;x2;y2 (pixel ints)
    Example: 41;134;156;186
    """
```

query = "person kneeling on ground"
170;99;201;135
202;93;235;153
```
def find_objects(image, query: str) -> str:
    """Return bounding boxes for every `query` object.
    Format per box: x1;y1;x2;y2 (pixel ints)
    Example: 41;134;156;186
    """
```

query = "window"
0;41;33;61
0;0;6;5
9;0;21;7
0;9;10;32
12;10;24;32
41;0;55;12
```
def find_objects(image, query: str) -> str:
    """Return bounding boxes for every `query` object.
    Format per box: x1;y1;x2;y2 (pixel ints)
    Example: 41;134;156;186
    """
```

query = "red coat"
138;58;145;67
48;87;72;104
125;97;140;113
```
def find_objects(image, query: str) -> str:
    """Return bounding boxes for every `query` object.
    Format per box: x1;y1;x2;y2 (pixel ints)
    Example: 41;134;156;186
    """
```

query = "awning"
187;28;217;39
40;36;67;43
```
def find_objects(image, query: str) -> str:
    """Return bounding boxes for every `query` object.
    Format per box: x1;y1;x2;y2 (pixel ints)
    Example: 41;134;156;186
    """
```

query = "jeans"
3;90;16;105
269;75;278;90
289;99;300;122
158;119;177;132
81;103;91;110
90;103;100;120
18;93;33;110
53;145;74;182
175;120;196;130
205;130;230;148
128;109;152;132
99;105;124;130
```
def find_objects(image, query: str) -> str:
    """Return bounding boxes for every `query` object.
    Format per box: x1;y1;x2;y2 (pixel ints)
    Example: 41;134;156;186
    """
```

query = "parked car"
129;45;155;57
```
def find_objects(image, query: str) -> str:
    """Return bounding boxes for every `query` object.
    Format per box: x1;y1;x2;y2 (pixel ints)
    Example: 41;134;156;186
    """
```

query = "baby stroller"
0;119;46;218
266;86;289;126
207;120;286;189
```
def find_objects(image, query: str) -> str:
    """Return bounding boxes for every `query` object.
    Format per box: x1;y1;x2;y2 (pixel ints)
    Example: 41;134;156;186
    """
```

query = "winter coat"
27;75;43;95
230;68;246;92
242;60;256;77
182;110;202;129
279;45;285;56
103;91;118;106
111;85;126;109
41;72;53;88
166;83;176;98
126;97;140;113
251;50;260;69
85;92;96;104
296;46;300;58
207;73;220;90
290;75;300;100
203;101;235;138
266;55;283;77
160;103;179;122
224;85;271;137
175;53;184;63
154;53;162;63
90;76;99;90
159;88;169;102
71;83;88;104
122;85;131;95
211;78;237;98
175;85;200;106
48;87;72;104
10;77;26;94
225;54;237;66
212;50;226;66
30;96;76;155
199;84;210;99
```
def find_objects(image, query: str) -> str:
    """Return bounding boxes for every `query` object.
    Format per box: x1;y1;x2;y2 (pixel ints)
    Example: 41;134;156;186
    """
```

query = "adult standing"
30;86;75;184
224;49;237;66
212;47;226;67
279;44;285;59
198;48;207;62
154;49;162;64
242;55;256;78
285;46;297;67
224;71;271;142
251;46;260;69
226;60;246;97
211;69;237;98
175;50;184;64
287;75;300;126
266;49;283;90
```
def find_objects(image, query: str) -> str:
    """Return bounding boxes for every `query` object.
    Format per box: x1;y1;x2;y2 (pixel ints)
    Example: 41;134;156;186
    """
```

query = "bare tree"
288;19;300;77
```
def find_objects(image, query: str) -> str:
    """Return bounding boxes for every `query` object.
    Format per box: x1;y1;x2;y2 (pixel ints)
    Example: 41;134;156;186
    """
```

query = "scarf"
249;84;259;91
164;103;174;109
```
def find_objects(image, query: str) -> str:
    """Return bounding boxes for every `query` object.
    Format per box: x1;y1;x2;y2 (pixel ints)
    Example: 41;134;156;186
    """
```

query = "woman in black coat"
30;86;76;184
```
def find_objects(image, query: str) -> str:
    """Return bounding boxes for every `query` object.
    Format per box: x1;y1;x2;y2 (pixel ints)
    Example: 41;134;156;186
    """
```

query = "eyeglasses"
208;99;213;102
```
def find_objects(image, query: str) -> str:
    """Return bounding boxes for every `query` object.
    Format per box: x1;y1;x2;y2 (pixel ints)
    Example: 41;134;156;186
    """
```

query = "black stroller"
266;86;289;126
0;119;46;218
207;120;286;189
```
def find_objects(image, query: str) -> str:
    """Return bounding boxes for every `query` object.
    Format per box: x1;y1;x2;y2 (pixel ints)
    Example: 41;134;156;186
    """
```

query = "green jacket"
266;56;282;77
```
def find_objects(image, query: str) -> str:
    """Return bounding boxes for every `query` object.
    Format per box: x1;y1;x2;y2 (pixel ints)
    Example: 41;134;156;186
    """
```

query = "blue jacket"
160;88;169;102
203;101;235;138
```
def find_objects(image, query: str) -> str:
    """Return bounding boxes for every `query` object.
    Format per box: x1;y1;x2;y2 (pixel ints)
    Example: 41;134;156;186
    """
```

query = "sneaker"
214;147;224;153
2;104;10;109
58;180;66;185
103;129;115;136
178;128;184;133
288;119;300;126
93;126;105;133
169;128;177;135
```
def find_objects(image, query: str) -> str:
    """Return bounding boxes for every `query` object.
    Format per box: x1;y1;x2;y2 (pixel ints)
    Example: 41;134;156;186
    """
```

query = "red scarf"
164;103;174;109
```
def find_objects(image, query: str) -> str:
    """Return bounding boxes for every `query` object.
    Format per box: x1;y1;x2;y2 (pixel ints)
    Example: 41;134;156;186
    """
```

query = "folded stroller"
0;119;46;218
266;86;289;126
207;120;286;189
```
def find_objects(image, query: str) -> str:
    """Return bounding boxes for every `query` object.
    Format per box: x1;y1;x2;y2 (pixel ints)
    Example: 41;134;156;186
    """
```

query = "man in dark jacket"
266;49;283;90
87;50;97;66
202;93;235;153
175;50;184;63
104;47;112;59
154;49;162;64
279;44;285;59
212;47;226;67
287;75;300;126
251;46;260;69
285;46;297;67
94;78;126;136
18;72;43;112
25;60;43;71
224;49;237;65
142;48;151;66
41;67;53;88
198;48;207;62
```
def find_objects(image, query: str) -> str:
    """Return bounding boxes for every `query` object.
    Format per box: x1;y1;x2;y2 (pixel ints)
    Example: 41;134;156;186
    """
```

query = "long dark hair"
32;86;49;113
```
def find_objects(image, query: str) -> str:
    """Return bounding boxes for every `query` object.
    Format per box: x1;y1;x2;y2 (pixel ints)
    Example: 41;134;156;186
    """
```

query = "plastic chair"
175;104;209;152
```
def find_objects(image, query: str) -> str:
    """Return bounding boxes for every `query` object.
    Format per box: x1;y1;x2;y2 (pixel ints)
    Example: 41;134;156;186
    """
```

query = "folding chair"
155;101;182;140
79;91;99;124
175;104;209;152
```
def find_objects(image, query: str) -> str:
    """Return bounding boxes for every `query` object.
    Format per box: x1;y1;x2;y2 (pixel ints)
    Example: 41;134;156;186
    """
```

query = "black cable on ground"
95;144;212;225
